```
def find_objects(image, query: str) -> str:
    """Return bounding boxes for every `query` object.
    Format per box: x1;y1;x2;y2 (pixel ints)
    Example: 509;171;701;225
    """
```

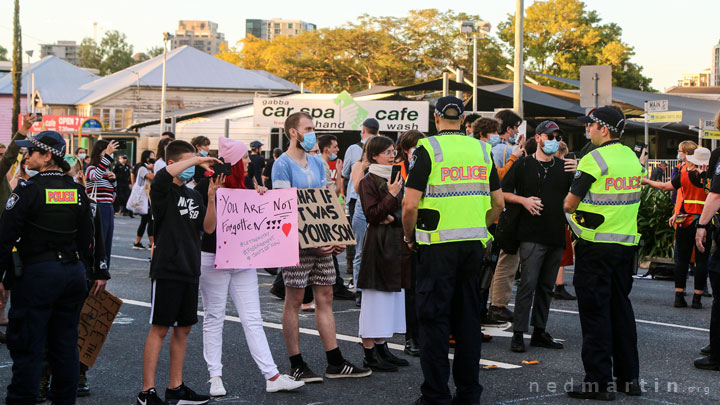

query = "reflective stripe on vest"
590;150;609;176
425;182;491;198
582;191;642;205
428;137;443;162
684;200;705;205
566;213;639;245
416;226;488;244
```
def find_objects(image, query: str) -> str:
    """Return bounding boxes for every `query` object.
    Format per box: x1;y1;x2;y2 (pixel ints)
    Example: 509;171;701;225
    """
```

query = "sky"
1;0;718;91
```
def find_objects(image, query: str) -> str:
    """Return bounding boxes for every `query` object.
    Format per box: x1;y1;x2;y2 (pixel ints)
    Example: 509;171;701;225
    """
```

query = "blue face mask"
677;152;683;160
541;139;559;155
199;150;209;157
26;168;39;177
488;134;501;146
329;154;337;161
509;135;517;144
300;131;317;152
178;166;195;182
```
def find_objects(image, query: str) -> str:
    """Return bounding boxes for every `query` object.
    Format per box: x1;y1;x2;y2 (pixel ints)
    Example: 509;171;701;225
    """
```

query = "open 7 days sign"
254;91;429;132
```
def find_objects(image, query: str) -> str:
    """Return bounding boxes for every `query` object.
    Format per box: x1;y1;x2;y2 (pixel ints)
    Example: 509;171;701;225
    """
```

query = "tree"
217;9;510;93
78;31;134;75
497;0;654;91
147;46;163;58
11;0;21;135
0;45;8;61
100;30;134;75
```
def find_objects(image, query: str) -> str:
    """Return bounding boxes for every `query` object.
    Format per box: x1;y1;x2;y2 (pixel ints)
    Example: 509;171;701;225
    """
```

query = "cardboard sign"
78;289;123;368
215;188;299;268
297;188;356;248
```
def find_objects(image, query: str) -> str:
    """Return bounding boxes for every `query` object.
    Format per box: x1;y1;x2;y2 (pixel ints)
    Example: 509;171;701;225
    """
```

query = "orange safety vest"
679;169;707;215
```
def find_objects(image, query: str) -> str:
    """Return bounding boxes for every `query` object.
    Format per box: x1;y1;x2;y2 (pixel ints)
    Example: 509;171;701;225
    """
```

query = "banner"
215;188;299;268
78;289;123;368
254;91;429;132
18;114;103;134
297;188;356;248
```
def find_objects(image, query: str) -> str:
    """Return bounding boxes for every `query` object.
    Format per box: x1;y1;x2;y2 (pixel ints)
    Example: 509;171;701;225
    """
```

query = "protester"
136;140;216;405
0;143;5;157
0;131;94;405
492;110;523;169
195;137;304;396
272;111;371;382
75;147;89;171
471;117;525;178
248;140;265;188
130;150;155;250
161;131;175;140
342;118;379;280
463;113;481;135
694;111;720;371
113;154;132;215
191;136;212;184
565;106;645;400
263;148;282;190
154;137;172;174
396;130;426;357
350;144;371;305
553;141;577;301
643;145;710;308
356;135;410;372
502;120;576;353
86;140;119;267
402;96;504;404
650;161;668;181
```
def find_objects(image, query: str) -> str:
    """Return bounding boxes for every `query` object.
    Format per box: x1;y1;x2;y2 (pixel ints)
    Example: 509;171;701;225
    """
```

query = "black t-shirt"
113;163;132;185
502;155;574;247
263;158;275;189
711;165;720;194
248;154;265;185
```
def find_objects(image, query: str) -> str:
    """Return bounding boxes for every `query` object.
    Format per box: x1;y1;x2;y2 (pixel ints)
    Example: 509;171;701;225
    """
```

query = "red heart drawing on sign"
282;223;292;237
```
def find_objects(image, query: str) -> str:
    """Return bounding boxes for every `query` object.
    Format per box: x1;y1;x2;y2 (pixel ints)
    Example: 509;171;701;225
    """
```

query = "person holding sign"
272;112;371;382
196;137;304;396
402;96;504;404
357;136;411;372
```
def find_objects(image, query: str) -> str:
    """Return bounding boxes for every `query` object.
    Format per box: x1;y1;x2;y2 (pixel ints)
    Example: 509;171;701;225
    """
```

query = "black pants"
114;183;130;213
136;213;154;238
675;223;709;291
708;248;720;361
405;251;419;343
416;241;485;404
6;260;87;405
573;241;639;389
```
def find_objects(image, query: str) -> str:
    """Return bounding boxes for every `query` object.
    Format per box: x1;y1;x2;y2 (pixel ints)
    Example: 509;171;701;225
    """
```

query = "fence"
647;159;679;181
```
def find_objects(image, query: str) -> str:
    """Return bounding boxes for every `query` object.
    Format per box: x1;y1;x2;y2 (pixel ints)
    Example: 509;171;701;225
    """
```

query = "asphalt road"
1;215;718;404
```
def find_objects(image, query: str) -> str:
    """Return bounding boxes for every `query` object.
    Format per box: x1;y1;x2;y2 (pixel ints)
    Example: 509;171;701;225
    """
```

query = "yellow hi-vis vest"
567;143;644;246
415;133;493;246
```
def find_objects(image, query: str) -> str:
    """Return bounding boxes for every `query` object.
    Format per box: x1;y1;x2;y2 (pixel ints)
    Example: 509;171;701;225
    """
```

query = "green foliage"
637;186;675;259
217;9;510;93
78;31;134;75
147;46;163;58
497;0;654;91
0;45;8;61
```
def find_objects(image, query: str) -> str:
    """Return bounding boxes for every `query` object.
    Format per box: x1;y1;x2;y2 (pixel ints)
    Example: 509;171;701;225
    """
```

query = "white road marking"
119;298;521;369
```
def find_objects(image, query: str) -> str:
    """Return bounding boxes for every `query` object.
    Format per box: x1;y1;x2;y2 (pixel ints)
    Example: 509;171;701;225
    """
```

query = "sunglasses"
545;133;562;141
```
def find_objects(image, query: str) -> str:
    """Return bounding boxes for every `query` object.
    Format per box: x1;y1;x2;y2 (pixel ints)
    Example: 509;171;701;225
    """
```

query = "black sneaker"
136;388;164;405
325;359;372;379
164;383;209;405
290;362;324;383
553;284;577;300
133;242;146;250
333;287;355;300
488;305;514;322
77;370;90;397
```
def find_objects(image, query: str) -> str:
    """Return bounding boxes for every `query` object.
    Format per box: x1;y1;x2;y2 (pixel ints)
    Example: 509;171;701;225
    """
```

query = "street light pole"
26;50;33;113
160;33;172;133
513;0;524;117
473;34;477;113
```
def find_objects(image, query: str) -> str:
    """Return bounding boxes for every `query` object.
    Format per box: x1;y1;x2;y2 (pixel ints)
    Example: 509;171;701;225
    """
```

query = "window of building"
275;29;280;34
288;23;293;29
274;23;280;28
91;108;133;130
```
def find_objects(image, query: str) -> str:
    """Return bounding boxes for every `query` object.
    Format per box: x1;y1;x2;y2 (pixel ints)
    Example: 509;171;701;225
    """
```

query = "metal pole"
26;55;31;112
442;72;449;97
455;68;463;99
160;37;168;133
31;73;35;114
473;34;478;113
224;119;230;138
699;117;703;146
593;73;599;109
512;0;524;117
644;100;649;151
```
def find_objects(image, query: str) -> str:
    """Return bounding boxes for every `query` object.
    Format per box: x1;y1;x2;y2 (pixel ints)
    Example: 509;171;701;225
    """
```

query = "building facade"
171;20;227;55
677;68;712;87
245;18;316;40
712;40;720;86
39;41;80;66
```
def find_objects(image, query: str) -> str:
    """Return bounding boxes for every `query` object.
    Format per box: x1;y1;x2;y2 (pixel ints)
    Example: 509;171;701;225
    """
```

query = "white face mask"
77;153;87;160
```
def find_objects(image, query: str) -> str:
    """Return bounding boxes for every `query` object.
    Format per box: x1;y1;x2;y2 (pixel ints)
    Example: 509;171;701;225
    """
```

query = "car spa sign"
254;91;429;132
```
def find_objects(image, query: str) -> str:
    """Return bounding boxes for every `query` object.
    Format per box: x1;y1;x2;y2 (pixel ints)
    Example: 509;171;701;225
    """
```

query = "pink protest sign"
215;188;299;269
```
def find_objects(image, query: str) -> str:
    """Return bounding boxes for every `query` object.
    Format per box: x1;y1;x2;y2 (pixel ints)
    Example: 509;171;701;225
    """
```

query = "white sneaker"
266;374;305;392
208;376;226;397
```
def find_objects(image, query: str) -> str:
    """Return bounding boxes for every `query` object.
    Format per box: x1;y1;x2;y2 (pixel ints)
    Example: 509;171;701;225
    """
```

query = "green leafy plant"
637;186;675;259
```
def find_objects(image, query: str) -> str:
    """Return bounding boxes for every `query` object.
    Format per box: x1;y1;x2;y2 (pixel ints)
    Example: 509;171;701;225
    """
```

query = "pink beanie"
218;137;249;166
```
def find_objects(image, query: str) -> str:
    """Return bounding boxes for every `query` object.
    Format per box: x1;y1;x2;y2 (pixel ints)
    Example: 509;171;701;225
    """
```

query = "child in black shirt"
136;140;219;405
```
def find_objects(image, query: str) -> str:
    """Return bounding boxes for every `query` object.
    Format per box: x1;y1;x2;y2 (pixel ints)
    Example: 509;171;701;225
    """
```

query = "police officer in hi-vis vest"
402;96;504;405
0;131;94;405
564;106;646;401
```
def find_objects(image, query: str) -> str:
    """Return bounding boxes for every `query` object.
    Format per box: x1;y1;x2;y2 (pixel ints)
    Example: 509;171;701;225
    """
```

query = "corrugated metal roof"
0;56;98;104
74;46;299;105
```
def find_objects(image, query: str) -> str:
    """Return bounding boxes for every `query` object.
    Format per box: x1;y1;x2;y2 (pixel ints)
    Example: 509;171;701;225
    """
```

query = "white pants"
199;252;279;379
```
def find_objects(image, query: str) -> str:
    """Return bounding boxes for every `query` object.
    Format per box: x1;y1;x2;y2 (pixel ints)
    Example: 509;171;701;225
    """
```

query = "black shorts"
149;279;198;327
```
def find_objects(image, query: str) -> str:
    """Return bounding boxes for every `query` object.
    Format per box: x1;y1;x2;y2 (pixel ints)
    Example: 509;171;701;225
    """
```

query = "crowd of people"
0;104;719;405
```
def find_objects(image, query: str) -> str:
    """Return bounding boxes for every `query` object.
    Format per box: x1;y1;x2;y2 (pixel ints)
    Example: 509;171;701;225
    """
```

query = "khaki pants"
488;250;520;308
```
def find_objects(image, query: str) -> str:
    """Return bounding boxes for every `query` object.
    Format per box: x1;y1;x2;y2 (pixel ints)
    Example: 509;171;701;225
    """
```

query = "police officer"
0;131;94;405
402;96;504;404
564;106;645;400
